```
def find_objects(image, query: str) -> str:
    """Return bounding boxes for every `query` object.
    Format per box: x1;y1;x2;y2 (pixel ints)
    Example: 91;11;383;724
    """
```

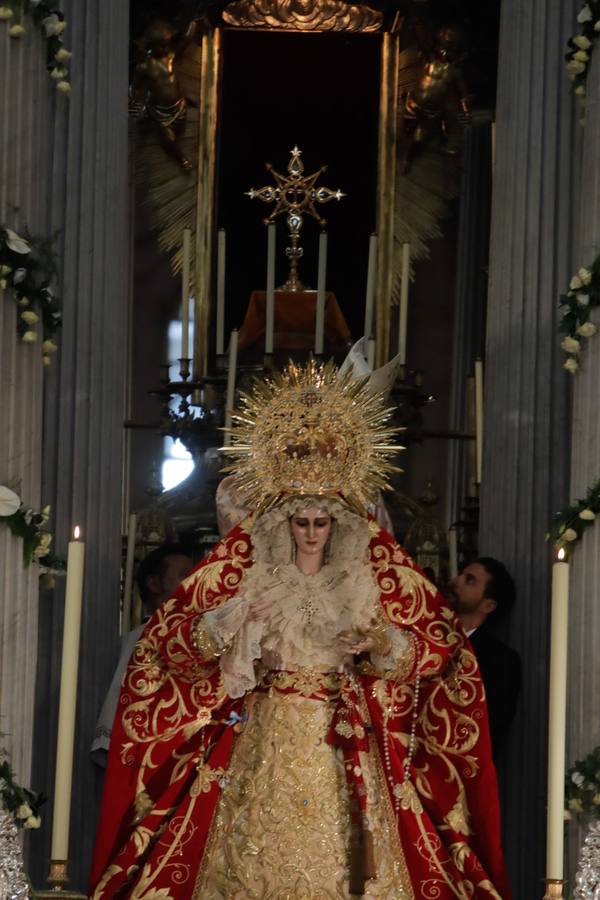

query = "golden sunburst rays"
221;359;404;513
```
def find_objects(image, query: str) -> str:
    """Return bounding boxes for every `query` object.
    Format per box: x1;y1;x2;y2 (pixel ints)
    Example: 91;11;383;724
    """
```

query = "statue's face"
290;506;332;558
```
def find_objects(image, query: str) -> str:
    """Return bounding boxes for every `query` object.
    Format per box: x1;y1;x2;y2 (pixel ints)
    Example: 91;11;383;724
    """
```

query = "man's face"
449;562;493;616
147;554;193;611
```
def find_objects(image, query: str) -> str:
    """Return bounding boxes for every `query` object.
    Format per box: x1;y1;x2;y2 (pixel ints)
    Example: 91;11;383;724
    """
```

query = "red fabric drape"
89;520;510;899
237;290;351;351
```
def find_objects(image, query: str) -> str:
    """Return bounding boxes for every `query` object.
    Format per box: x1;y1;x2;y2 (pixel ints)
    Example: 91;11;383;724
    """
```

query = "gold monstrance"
245;146;345;291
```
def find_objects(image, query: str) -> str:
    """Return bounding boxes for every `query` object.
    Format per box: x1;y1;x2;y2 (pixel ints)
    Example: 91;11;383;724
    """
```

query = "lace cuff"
201;594;264;699
202;594;250;650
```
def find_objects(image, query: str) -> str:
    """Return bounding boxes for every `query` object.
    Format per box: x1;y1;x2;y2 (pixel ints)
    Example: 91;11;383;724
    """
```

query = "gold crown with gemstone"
221;359;402;513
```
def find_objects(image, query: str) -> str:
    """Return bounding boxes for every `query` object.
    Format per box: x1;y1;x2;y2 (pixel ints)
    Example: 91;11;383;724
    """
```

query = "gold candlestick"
35;859;86;898
543;878;566;899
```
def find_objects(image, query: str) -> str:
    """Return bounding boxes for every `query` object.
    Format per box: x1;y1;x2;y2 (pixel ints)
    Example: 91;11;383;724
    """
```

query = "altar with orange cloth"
237;290;351;351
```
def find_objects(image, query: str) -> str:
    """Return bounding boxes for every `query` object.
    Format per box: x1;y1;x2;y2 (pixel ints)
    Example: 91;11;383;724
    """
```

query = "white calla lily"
4;228;31;254
579;508;596;520
561;335;581;353
0;485;21;517
578;4;593;23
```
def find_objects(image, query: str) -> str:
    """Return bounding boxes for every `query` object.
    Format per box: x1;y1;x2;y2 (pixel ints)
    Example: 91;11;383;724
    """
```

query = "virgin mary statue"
89;361;510;899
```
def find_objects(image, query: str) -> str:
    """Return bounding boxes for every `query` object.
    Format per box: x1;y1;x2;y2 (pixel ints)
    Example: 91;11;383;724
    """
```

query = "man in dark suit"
449;557;521;757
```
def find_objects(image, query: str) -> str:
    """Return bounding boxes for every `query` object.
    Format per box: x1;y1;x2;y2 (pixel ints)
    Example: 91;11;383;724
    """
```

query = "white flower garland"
559;259;600;374
547;477;600;551
0;0;71;94
0;225;62;364
566;2;600;99
0;483;64;575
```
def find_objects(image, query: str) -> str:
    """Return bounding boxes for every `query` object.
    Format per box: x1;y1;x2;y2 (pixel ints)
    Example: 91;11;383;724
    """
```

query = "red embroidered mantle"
89;520;510;899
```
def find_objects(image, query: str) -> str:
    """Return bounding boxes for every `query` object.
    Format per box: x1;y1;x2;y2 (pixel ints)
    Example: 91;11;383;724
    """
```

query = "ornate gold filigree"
393;780;423;814
133;790;154;825
222;360;401;513
190;617;222;660
191;762;226;797
222;0;383;32
259;667;343;699
443;793;472;837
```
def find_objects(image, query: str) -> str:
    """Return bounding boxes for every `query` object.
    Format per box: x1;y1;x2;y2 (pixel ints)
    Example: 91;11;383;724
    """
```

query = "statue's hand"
338;629;376;655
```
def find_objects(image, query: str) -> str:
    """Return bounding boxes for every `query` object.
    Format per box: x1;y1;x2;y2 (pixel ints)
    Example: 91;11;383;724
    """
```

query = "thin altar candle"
181;229;191;360
265;224;276;355
398;242;410;364
366;338;376;370
545;548;569;887
216;228;226;357
448;528;458;579
50;526;86;864
315;231;327;355
224;329;238;447
475;359;484;484
364;234;377;339
121;513;137;635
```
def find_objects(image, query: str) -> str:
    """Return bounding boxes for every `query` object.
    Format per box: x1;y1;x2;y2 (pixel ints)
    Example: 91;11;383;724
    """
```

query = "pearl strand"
379;636;421;816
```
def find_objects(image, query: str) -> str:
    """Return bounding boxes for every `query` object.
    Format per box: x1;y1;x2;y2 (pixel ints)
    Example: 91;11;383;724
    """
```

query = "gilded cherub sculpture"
400;24;472;173
130;18;197;172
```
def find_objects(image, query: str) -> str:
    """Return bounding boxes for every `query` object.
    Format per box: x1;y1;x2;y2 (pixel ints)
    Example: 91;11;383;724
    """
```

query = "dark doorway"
217;29;381;346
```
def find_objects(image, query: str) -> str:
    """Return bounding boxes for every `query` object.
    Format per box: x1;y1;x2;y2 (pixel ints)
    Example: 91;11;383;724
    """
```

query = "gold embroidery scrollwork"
190;762;226;798
393;780;423;814
258;668;343;699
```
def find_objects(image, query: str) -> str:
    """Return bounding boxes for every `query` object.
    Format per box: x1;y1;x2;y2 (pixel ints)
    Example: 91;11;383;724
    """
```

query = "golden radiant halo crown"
221;359;403;513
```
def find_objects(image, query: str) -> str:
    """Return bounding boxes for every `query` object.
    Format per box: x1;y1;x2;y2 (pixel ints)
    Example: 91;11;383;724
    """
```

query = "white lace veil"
249;495;371;567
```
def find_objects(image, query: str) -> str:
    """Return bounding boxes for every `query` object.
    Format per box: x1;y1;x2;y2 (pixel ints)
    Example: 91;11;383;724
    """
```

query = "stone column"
0;20;52;800
29;0;130;891
566;46;600;881
479;1;578;896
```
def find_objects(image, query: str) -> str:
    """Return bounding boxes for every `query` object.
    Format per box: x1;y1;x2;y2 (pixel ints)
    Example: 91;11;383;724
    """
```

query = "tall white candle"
50;527;86;862
398;242;410;364
223;329;238;447
315;231;328;355
265;224;276;354
121;513;137;635
216;228;226;357
366;337;376;370
364;233;377;339
181;228;191;360
546;548;570;880
475;359;484;484
448;528;458;579
464;376;477;497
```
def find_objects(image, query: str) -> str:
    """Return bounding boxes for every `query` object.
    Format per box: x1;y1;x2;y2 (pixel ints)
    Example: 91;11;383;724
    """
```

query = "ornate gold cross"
246;146;345;291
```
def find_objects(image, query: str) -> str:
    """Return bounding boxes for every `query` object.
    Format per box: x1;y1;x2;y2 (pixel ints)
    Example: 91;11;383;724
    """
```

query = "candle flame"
73;526;80;540
558;547;565;561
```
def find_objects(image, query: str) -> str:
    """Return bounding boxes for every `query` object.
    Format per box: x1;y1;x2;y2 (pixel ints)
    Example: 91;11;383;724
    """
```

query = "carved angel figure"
130;18;197;171
400;24;472;173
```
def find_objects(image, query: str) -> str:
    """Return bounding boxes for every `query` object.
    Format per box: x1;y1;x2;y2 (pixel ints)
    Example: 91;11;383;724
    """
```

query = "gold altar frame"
192;8;402;378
